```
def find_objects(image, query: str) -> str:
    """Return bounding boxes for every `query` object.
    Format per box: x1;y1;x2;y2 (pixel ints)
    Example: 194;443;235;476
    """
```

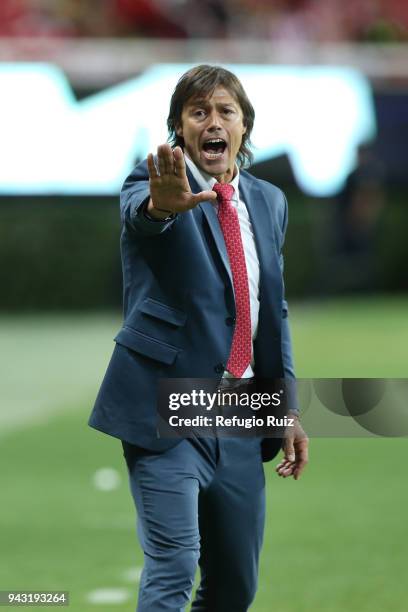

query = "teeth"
205;138;225;144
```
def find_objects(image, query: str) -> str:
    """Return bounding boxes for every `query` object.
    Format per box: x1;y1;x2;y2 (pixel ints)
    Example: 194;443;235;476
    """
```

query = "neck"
213;166;236;184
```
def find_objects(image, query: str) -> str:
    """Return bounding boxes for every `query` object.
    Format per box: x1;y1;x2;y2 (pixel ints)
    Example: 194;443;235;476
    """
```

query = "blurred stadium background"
1;1;408;610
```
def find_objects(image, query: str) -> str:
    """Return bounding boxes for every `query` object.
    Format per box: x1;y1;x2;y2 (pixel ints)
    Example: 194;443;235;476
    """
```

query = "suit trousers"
122;434;266;612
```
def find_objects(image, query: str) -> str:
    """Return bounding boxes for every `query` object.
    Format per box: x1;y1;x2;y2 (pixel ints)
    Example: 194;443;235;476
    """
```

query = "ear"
242;123;247;135
176;123;183;137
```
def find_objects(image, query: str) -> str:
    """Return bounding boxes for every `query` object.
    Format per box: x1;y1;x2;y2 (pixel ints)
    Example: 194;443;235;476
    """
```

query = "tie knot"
213;182;234;204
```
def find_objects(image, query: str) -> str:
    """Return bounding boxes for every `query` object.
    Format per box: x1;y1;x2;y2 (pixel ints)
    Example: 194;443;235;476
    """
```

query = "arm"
275;192;309;480
279;193;296;383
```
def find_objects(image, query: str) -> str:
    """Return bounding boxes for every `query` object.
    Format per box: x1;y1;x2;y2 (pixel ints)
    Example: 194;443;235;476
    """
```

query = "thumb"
191;190;218;206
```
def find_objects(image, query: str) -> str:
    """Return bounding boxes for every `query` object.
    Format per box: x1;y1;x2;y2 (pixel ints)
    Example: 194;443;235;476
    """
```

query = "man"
89;64;309;611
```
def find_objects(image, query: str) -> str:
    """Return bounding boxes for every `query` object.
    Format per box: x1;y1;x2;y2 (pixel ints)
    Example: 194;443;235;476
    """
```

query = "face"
176;86;247;183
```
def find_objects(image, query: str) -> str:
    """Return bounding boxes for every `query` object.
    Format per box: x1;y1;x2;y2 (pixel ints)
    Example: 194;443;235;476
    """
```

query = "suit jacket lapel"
238;173;279;283
186;167;234;289
187;167;280;293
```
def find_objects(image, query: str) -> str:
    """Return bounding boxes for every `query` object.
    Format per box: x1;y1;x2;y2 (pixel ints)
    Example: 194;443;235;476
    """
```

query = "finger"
158;143;174;175
277;458;294;468
276;456;294;465
163;143;175;174
293;460;308;480
157;144;168;176
293;442;309;480
191;190;218;206
283;440;295;463
173;146;187;179
294;438;309;464
275;458;293;470
278;467;294;476
276;460;295;473
147;153;158;179
294;454;308;476
278;464;295;478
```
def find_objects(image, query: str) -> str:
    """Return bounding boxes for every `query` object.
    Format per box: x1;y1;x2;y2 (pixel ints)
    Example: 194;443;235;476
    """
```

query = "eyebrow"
188;98;207;106
187;98;237;108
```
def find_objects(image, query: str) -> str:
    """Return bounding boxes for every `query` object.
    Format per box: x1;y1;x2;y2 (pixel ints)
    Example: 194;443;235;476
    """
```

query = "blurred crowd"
1;0;407;42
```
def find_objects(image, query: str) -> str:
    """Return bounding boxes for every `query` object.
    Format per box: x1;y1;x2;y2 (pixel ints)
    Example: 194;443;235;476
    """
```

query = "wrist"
146;198;173;220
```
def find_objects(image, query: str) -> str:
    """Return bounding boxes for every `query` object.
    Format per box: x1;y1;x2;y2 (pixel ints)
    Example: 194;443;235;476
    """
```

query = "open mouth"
202;138;227;160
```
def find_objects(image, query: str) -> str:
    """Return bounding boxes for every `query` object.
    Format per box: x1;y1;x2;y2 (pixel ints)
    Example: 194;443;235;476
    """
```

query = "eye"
223;108;235;115
193;109;206;119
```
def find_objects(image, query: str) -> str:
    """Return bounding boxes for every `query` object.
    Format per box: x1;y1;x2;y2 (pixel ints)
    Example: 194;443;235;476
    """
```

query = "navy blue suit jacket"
89;160;296;461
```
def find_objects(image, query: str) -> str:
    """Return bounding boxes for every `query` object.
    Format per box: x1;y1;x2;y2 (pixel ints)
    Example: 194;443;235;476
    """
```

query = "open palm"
147;144;216;214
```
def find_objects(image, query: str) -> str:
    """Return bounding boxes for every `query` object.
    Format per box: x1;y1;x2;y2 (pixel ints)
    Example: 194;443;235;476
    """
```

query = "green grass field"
1;295;408;611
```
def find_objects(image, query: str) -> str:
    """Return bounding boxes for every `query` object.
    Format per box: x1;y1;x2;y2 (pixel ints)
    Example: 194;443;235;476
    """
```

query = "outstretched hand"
275;417;309;481
147;144;217;216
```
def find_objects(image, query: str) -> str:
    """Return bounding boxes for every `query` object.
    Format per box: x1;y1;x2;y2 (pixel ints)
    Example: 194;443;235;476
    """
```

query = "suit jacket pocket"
138;297;187;327
114;326;179;365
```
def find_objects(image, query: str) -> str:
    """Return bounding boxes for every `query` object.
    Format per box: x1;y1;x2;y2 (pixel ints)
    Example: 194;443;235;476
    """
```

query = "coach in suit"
89;64;308;611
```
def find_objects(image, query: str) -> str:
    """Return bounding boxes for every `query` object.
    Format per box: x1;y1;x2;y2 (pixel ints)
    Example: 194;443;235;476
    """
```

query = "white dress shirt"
185;154;260;378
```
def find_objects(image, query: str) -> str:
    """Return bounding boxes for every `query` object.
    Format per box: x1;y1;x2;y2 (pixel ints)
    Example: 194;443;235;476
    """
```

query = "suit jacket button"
214;363;225;373
225;316;235;326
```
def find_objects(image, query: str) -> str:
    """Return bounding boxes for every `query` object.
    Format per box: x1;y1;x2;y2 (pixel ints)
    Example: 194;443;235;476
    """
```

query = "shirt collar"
184;153;240;203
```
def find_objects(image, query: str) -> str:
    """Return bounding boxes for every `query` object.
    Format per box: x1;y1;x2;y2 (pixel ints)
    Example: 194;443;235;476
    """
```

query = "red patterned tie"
213;182;252;378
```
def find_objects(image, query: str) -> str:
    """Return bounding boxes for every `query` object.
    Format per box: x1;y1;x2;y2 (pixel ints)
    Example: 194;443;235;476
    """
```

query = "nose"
207;109;223;131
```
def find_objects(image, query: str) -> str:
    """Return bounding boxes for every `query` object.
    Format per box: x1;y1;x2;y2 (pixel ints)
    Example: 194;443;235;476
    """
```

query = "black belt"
217;377;255;392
